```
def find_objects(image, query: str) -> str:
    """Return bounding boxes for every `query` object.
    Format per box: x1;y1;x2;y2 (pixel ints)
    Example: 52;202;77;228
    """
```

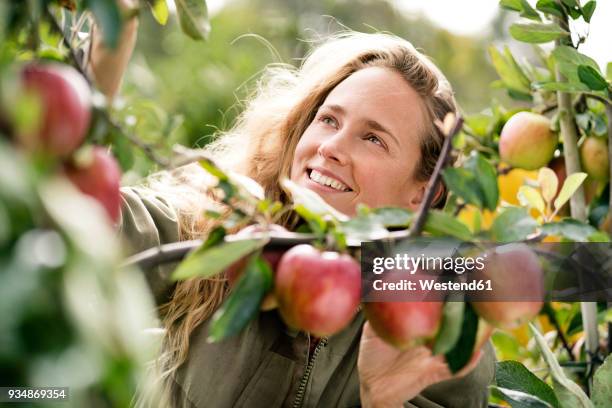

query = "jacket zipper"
292;336;329;408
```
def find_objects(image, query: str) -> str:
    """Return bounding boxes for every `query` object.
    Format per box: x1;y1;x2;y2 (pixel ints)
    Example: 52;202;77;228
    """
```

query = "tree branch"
408;115;463;237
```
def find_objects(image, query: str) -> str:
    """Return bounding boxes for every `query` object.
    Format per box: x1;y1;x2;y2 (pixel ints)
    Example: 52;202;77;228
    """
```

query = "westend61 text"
372;279;493;291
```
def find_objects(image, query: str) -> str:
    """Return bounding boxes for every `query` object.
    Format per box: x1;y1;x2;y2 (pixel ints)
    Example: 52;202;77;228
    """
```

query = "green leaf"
445;304;478;373
552;46;601;85
340;215;388;241
491;386;555;408
500;0;523;12
199;157;229;181
577;65;609;91
560;0;578;7
536;0;565;18
207;256;273;342
175;0;211;40
464;113;493;138
496;361;560;408
433;300;465;355
541;219;609;242
442;168;483;208
518;185;545;214
606;62;612;82
592;354;612;407
148;0;169;25
509;23;568;43
581;1;596;23
490;207;538;242
424;210;473;241
489;46;532;94
528;324;594;408
171;238;266;280
84;0;123;49
554;172;587;211
282;179;349;222
466;152;499;211
532;81;590;93
538;168;558;204
371;207;413;228
520;0;542;20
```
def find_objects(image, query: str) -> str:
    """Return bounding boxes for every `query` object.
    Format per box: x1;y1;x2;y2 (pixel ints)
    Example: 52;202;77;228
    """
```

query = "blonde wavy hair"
154;31;458;390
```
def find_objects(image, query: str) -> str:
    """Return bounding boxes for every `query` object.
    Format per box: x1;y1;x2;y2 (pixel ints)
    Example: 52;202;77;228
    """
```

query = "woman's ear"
406;181;444;211
406;181;427;211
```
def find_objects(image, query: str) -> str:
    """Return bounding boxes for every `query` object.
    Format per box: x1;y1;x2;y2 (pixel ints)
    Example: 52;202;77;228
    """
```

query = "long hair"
154;31;458;389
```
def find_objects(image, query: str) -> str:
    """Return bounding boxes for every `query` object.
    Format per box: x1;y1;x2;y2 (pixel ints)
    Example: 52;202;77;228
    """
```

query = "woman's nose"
317;131;350;165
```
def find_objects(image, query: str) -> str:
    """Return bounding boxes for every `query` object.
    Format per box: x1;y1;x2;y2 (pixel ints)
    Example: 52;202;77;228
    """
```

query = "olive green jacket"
120;186;496;408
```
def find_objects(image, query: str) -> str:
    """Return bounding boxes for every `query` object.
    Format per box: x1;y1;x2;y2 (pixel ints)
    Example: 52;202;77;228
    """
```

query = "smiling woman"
92;22;494;407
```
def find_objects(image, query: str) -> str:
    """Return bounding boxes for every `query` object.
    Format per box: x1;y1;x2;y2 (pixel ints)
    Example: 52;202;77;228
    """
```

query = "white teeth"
309;170;350;192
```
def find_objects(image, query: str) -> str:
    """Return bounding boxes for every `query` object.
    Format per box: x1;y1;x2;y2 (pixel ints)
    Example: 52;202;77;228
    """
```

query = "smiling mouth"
307;169;352;192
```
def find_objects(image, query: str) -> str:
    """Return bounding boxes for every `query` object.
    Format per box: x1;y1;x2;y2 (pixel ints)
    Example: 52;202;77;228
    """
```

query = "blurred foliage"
122;0;500;152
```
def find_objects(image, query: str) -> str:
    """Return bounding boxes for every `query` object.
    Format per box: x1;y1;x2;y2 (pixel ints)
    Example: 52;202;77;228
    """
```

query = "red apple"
19;63;91;157
499;112;557;170
274;244;361;336
470;244;544;329
363;301;443;350
64;147;121;223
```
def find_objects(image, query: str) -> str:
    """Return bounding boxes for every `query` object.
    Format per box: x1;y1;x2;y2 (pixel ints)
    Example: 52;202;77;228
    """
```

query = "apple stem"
408;114;464;238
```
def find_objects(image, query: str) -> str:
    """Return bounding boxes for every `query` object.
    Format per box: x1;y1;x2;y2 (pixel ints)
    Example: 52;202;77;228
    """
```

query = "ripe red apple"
470;244;543;329
580;136;609;181
274;244;361;336
363;301;443;350
64;147;121;223
19;63;91;157
499;112;557;170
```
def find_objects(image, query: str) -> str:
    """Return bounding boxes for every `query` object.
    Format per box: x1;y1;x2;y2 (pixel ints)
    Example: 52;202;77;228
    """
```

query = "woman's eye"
366;135;384;147
319;115;336;127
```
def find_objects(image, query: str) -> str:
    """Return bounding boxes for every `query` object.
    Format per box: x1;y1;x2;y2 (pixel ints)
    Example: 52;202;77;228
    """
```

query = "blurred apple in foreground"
275;244;361;336
19;63;91;157
64;147;121;223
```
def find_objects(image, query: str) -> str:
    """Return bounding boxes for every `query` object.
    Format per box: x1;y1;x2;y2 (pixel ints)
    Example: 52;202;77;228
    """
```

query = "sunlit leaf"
148;0;169;25
551;46;600;85
171;238;266;280
509;23;568;44
554;173;587;211
518;185;545;214
281;178;349;222
371;207;413;228
538;168;558;204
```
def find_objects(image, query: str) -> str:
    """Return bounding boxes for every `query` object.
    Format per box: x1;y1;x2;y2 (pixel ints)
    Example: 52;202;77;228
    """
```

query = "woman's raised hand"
357;322;483;408
88;0;139;100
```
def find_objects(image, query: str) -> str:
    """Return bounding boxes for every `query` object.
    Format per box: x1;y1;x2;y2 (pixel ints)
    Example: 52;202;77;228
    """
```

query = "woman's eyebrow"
365;119;399;148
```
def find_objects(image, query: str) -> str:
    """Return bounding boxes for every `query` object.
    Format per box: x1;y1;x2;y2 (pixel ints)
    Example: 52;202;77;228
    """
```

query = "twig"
408;115;464;237
543;303;575;361
45;6;170;168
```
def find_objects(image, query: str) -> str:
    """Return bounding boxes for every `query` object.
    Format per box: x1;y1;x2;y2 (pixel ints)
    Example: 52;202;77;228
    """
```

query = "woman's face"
290;66;428;216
